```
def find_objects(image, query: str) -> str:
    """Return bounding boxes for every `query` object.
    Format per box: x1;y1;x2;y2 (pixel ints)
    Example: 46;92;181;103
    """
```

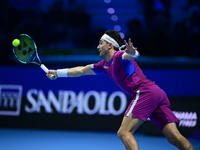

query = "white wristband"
57;69;68;77
127;50;139;58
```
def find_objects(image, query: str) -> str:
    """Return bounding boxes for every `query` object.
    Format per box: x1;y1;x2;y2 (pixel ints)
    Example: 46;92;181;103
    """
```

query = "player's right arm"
47;64;96;80
68;65;96;77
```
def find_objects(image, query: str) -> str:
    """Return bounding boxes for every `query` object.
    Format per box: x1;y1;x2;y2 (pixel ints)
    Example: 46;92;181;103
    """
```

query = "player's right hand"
47;70;58;80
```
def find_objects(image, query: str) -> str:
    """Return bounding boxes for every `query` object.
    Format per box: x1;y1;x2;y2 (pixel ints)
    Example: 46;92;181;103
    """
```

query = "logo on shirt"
103;66;108;69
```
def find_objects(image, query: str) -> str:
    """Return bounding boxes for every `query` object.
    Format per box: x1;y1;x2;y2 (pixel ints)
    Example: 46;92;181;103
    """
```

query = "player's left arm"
123;38;140;61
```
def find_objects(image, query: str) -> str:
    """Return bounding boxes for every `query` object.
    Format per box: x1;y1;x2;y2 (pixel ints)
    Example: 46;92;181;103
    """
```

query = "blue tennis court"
0;128;199;150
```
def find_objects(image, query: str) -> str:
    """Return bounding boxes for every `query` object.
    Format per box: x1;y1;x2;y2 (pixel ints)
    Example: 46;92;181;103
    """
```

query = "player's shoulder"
113;50;125;61
95;58;107;66
114;50;125;57
115;50;125;55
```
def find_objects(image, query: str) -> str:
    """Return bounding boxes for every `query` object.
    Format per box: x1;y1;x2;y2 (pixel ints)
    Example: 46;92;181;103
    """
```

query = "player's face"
97;39;109;58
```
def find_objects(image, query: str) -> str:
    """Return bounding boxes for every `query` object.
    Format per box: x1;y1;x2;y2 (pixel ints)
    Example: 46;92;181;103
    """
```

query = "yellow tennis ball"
12;39;20;47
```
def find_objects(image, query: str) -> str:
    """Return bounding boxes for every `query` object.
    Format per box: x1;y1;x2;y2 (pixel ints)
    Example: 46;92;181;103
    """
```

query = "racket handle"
40;64;55;79
40;64;48;73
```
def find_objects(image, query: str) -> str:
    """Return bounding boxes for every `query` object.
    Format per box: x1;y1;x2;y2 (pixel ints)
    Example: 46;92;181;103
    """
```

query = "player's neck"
105;49;116;62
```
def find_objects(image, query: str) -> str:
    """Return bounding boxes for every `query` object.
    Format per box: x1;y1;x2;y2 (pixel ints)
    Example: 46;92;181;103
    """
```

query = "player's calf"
163;123;194;150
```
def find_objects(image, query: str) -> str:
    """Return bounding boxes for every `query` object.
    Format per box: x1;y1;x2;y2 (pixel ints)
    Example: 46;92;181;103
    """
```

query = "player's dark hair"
105;30;123;51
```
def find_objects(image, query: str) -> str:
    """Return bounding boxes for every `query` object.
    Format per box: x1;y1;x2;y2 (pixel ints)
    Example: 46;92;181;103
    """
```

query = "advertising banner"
141;97;200;137
0;66;199;137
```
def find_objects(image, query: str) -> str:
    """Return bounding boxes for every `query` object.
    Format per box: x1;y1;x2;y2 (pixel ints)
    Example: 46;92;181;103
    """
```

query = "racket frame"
13;34;41;65
13;34;55;79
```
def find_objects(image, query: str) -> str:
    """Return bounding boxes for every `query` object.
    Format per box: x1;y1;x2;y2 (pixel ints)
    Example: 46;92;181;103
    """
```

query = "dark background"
0;0;200;67
0;0;200;138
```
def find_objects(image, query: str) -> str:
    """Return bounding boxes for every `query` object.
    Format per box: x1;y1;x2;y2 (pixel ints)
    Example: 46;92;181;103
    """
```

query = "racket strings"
14;35;36;63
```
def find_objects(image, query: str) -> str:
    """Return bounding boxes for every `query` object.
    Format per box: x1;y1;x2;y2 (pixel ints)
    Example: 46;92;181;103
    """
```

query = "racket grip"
40;64;55;79
40;64;49;73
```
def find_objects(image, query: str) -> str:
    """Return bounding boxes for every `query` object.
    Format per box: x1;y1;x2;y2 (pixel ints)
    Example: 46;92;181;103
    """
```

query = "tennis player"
47;30;194;150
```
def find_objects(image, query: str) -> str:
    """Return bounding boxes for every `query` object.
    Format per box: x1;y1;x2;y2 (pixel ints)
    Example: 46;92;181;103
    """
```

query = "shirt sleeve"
91;59;106;75
116;50;136;78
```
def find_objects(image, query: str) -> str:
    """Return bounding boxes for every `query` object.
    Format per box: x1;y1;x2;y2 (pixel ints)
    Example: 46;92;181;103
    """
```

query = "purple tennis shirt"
91;51;154;97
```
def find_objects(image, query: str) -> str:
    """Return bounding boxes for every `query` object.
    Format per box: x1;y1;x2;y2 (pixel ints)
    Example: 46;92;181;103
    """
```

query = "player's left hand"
124;38;137;55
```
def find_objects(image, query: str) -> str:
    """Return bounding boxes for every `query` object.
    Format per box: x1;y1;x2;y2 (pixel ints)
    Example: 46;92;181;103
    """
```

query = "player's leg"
163;122;194;150
118;87;161;150
117;113;144;150
149;88;194;150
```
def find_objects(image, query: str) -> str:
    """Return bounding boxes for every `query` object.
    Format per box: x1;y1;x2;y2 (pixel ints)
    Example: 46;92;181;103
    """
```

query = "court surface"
0;128;199;150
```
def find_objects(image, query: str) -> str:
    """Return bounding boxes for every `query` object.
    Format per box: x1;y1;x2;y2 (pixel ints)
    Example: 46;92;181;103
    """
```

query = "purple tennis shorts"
124;84;178;131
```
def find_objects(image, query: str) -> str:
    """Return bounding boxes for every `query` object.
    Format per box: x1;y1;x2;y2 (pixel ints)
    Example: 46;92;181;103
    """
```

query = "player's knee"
166;132;191;149
117;128;125;140
166;132;181;145
117;129;122;139
167;133;193;150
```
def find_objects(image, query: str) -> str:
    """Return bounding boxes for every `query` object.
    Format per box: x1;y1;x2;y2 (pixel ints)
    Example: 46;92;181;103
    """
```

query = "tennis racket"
12;34;55;79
